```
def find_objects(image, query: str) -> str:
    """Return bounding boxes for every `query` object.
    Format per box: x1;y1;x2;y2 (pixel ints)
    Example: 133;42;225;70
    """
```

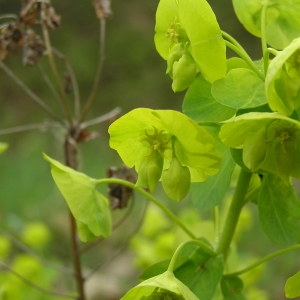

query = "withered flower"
22;29;45;66
0;22;23;60
93;0;113;19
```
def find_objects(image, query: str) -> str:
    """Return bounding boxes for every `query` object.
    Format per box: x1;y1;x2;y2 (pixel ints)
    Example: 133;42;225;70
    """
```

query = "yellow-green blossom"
108;108;220;201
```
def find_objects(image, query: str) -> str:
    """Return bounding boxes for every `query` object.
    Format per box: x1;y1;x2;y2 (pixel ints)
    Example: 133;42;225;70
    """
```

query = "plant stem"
227;244;300;277
222;31;265;80
41;5;73;126
64;134;86;300
260;4;269;74
216;169;252;258
95;178;197;240
79;19;106;123
0;60;61;121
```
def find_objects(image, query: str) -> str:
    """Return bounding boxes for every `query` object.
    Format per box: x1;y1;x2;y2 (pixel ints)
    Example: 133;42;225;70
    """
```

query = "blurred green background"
0;1;299;299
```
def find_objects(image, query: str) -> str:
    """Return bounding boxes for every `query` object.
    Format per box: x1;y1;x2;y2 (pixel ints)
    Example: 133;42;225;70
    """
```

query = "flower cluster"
109;108;220;201
154;0;226;91
220;112;300;179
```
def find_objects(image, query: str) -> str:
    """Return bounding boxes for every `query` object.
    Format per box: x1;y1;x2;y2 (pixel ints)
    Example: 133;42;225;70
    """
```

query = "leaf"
211;68;266;109
258;174;300;245
221;276;246;300
232;0;300;49
285;271;300;298
183;75;236;123
175;251;223;300
43;154;112;242
190;127;235;211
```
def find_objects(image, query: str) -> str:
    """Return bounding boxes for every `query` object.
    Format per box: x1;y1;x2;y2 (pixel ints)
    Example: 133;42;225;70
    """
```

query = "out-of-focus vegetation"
0;1;299;299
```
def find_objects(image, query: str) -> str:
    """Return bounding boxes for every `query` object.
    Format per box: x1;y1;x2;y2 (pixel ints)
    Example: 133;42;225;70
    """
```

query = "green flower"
266;38;300;116
154;0;226;91
121;270;199;300
108;108;220;201
219;112;300;178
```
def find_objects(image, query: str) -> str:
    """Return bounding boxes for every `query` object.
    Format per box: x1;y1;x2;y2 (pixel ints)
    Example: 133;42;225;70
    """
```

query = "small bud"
162;157;191;201
136;151;163;192
171;54;197;92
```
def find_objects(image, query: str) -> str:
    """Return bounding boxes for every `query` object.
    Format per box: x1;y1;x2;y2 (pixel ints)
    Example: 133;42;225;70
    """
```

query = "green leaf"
190;127;235;211
221;276;246;300
211;68;266;109
285;271;300;298
258;174;300;245
43;154;112;242
232;0;300;49
266;38;300;116
121;270;199;300
183;75;236;123
175;251;223;300
0;143;8;154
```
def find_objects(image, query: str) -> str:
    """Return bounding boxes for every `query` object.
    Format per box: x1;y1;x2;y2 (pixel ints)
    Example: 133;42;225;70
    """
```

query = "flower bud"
162;157;191;201
172;54;197;92
136;151;163;192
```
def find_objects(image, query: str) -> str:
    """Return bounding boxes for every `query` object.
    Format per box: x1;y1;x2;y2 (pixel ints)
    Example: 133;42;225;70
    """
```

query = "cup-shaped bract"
233;0;300;49
108;108;220;200
219;112;300;179
266;38;300;115
121;270;199;300
154;0;226;91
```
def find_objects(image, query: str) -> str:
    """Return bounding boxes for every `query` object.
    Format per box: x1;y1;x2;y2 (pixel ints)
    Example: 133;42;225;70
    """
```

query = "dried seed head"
107;166;136;209
22;29;45;66
41;3;61;30
0;22;23;60
93;0;113;19
20;0;61;30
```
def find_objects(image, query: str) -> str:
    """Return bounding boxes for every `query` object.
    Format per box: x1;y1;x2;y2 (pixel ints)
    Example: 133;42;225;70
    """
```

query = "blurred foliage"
0;1;298;299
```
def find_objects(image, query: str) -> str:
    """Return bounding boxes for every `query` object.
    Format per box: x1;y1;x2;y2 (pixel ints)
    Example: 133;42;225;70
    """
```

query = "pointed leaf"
44;154;112;242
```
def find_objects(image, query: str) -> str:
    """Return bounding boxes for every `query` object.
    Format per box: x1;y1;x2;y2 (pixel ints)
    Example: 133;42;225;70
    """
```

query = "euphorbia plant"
44;0;300;298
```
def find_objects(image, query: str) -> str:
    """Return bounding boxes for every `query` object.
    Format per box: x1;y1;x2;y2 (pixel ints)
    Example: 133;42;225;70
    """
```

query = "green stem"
167;240;214;272
222;31;264;80
216;169;252;257
227;244;300;277
95;178;197;240
260;4;269;74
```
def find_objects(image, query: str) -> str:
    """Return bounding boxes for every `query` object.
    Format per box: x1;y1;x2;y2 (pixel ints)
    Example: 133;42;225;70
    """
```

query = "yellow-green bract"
219;112;300;179
120;270;199;300
233;0;300;49
154;0;226;91
266;38;300;115
108;108;220;201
